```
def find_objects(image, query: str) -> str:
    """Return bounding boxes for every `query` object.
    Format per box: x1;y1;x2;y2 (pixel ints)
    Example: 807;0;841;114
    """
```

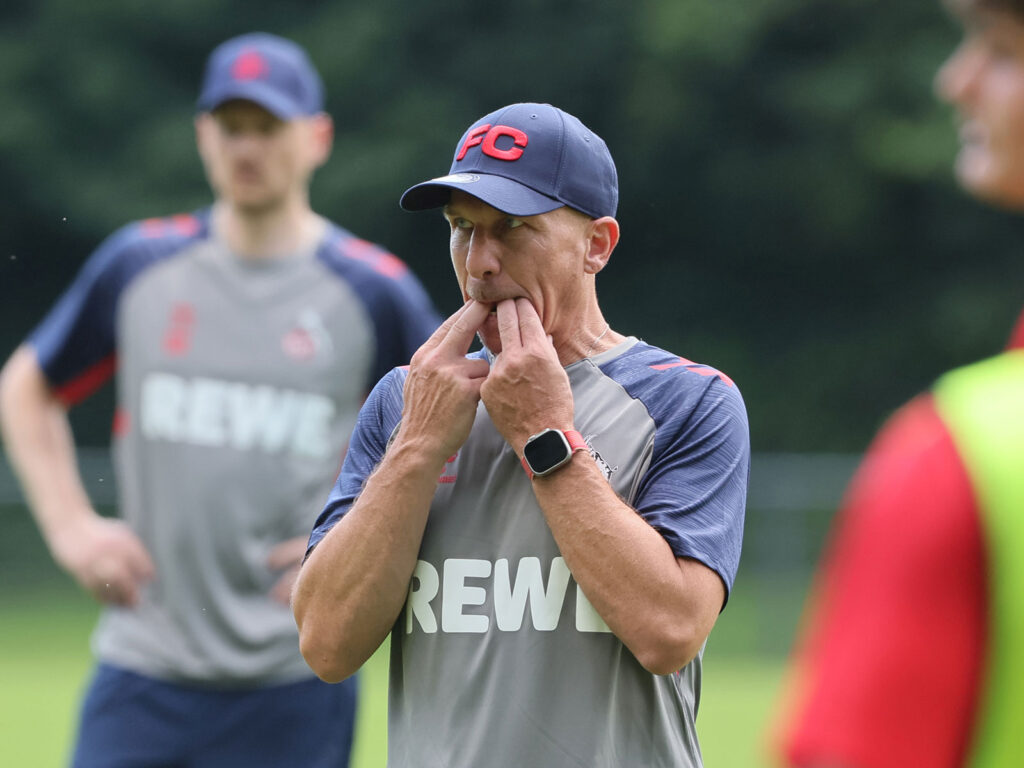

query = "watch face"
524;429;570;475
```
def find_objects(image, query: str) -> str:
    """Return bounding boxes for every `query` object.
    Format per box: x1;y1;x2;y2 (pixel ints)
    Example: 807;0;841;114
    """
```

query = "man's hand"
49;513;155;606
396;300;492;466
481;298;575;454
268;536;308;605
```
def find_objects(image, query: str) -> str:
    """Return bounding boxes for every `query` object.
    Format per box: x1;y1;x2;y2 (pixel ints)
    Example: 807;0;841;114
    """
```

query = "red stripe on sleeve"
53;354;117;407
342;239;410;279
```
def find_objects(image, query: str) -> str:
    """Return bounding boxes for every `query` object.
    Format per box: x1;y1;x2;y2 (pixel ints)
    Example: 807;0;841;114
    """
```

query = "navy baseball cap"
196;33;324;120
400;103;618;219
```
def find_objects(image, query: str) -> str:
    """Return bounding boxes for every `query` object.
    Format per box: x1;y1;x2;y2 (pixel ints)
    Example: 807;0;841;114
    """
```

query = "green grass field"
0;588;786;767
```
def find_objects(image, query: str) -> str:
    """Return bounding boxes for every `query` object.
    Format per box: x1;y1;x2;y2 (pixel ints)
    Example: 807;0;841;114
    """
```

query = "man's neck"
212;200;323;260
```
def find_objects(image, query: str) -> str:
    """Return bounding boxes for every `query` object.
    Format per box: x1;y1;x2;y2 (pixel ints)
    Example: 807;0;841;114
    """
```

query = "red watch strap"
520;429;588;479
564;429;587;453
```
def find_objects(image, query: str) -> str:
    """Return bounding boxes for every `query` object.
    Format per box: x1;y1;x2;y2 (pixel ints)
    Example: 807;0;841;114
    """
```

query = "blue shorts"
71;663;358;768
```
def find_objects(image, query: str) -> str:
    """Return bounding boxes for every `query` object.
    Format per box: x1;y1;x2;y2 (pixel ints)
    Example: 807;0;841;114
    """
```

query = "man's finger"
514;298;546;344
417;300;474;352
420;300;489;355
437;300;490;354
94;561;139;606
495;299;522;351
267;537;307;571
464;357;491;381
123;538;156;582
270;567;300;605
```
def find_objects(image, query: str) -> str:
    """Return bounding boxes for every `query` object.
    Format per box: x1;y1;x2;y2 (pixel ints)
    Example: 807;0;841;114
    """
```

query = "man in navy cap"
293;103;750;767
0;32;439;767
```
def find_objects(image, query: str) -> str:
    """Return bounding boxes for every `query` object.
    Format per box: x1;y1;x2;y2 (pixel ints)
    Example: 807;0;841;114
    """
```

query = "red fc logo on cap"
456;124;529;162
232;50;269;81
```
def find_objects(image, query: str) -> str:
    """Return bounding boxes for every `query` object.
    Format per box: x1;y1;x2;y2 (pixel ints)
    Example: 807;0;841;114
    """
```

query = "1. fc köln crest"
282;309;333;362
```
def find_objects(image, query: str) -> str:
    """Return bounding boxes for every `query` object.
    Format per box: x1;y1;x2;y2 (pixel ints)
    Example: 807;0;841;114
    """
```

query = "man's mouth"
957;121;984;148
233;162;263;182
465;296;509;315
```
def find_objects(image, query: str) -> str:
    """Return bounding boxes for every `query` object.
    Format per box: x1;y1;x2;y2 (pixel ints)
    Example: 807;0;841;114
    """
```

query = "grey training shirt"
311;339;749;766
30;208;440;686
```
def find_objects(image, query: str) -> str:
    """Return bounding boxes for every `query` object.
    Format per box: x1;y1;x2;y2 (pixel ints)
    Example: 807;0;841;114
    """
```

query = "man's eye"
507;218;524;229
453;218;473;229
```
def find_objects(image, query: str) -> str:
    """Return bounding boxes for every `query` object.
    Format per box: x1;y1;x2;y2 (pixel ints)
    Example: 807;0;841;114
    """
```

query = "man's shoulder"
117;209;210;251
592;339;747;444
600;339;740;398
315;223;413;283
94;209;211;273
60;209;211;298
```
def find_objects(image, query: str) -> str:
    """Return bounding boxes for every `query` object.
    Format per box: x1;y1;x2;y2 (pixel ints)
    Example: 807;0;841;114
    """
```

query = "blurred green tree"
1;0;1020;450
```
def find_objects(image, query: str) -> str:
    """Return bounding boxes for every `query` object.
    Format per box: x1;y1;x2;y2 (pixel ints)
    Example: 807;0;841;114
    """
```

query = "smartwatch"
520;428;588;479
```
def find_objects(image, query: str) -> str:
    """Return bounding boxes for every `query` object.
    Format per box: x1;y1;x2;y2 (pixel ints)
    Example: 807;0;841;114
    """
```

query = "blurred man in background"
773;1;1024;765
0;32;439;768
293;102;749;767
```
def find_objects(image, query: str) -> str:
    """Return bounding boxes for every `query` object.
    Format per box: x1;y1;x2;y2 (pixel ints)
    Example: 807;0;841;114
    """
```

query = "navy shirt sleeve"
640;376;748;599
29;212;207;402
606;346;750;601
306;366;408;554
317;231;441;390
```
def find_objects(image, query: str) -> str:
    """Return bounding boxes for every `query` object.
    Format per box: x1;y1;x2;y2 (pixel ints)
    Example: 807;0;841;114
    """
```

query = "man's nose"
229;130;266;156
935;42;981;107
465;230;501;279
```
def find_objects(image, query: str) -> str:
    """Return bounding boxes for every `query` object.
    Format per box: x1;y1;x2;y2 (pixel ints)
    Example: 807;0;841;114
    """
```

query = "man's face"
936;7;1024;207
195;100;329;214
444;190;592;355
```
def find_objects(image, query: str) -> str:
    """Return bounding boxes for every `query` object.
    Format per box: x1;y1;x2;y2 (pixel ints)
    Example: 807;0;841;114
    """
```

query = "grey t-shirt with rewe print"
310;338;749;767
29;208;440;686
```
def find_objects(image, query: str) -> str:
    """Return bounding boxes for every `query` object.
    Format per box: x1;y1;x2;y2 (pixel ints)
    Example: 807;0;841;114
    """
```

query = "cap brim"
197;82;304;120
399;173;564;216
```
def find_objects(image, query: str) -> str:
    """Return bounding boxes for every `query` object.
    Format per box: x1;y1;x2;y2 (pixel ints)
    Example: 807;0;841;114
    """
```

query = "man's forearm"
293;440;444;683
0;346;94;545
295;299;492;681
1;345;155;605
531;451;724;674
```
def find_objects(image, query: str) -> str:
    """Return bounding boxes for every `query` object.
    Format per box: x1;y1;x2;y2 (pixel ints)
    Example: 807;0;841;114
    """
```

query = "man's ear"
309;113;334;168
583;216;620;275
194;113;212;161
196;113;210;156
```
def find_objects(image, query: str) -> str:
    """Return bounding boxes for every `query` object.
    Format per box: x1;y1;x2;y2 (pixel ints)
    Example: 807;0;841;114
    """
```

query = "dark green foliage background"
2;0;1022;451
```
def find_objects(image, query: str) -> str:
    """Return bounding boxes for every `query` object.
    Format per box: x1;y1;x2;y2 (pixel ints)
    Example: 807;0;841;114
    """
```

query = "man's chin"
955;159;1024;209
228;189;282;215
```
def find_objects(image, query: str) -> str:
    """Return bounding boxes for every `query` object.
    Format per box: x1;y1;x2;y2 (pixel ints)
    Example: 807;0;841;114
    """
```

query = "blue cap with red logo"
196;32;324;120
400;103;618;219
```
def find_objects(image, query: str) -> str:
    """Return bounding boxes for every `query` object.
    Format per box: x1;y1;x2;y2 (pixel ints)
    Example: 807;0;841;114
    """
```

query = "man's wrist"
384;437;457;481
520;428;587;479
